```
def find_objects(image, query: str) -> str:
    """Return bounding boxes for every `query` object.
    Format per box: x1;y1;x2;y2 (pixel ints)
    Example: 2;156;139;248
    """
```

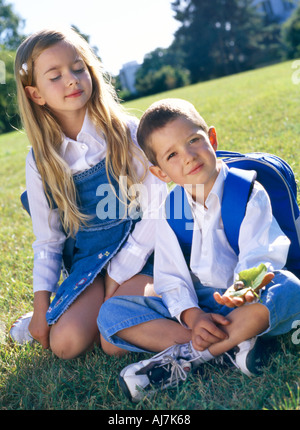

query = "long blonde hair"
15;27;147;235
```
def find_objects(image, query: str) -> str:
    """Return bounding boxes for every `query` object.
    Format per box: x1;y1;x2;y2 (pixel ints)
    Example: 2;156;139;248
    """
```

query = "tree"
170;0;278;83
0;0;24;49
135;64;190;96
134;47;190;96
0;0;25;133
0;50;20;133
282;2;300;59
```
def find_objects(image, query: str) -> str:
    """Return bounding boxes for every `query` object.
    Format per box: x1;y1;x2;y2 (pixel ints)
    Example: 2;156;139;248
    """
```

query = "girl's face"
25;40;93;126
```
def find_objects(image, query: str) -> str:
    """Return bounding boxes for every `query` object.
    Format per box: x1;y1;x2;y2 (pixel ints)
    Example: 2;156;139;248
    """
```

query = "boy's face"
149;116;221;202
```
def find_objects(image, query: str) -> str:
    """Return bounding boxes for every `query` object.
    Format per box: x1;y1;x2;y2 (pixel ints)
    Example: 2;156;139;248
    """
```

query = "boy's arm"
214;182;289;308
235;182;290;276
153;218;199;319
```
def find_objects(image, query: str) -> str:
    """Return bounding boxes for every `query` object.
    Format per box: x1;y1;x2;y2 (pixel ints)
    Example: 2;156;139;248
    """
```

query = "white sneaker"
9;312;35;345
119;344;193;403
224;337;264;377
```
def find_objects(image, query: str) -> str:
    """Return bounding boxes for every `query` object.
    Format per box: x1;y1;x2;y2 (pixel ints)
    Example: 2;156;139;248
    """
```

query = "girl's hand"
29;291;51;349
104;273;120;301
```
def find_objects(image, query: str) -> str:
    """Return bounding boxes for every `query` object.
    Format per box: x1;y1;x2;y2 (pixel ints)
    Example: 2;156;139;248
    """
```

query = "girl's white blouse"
25;112;167;293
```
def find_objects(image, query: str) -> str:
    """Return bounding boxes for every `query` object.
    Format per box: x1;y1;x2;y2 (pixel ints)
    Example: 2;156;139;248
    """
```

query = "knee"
97;301;128;357
49;326;76;359
97;299;116;337
49;322;96;360
100;334;127;357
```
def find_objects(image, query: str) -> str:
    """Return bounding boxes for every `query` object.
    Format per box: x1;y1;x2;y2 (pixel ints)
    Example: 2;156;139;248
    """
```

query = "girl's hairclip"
19;63;28;77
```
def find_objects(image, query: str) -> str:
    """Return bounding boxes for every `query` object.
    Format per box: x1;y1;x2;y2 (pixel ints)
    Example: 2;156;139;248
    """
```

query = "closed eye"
50;75;61;81
73;67;85;74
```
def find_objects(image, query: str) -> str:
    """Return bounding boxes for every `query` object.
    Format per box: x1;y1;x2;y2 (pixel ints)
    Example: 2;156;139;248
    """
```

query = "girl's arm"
28;290;51;348
26;151;66;346
107;117;168;286
26;150;65;294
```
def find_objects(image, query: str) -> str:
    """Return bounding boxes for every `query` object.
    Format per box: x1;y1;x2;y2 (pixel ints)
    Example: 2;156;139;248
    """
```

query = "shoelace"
176;342;206;365
213;352;240;370
149;353;190;387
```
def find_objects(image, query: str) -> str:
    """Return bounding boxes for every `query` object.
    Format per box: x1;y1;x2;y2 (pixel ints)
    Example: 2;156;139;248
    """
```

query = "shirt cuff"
107;245;150;285
33;252;62;293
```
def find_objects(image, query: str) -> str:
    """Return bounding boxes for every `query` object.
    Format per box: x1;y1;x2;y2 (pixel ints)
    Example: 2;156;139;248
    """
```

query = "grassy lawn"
0;60;299;411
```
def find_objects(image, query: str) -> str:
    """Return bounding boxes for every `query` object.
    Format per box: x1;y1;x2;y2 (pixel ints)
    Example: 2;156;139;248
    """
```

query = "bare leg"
208;303;269;357
108;303;269;358
100;274;159;356
113;318;192;354
49;275;105;359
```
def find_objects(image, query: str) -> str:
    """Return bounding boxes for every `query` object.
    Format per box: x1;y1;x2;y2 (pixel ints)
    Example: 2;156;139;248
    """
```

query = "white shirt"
26;111;167;293
153;162;290;321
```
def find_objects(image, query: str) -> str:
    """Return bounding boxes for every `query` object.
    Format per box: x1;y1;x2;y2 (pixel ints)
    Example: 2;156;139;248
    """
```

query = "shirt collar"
59;109;104;157
207;161;228;203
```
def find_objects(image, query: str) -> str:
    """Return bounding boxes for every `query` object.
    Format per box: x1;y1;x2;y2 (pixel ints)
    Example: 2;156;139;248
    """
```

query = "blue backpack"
165;150;300;279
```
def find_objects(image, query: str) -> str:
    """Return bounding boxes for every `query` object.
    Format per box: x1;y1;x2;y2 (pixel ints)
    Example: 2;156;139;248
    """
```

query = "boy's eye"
167;152;176;161
189;137;199;144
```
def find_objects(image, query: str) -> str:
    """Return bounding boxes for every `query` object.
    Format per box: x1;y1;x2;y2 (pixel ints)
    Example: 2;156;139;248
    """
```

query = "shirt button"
81;144;86;150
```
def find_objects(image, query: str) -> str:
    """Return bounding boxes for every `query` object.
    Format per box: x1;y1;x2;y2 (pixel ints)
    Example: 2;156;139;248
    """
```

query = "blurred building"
119;61;140;94
252;0;299;22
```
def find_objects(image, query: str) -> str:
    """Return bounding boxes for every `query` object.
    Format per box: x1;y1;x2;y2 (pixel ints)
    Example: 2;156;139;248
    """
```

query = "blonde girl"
11;27;165;359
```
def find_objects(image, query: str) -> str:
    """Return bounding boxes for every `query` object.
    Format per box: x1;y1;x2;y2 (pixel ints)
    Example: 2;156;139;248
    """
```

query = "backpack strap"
165;168;257;261
165;185;194;263
222;168;256;255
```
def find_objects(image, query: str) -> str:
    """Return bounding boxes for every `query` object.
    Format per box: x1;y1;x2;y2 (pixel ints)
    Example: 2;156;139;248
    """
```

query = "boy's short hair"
137;98;209;166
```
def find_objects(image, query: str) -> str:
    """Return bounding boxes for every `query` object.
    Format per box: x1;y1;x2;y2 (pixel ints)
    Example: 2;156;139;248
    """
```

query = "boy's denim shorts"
97;269;300;353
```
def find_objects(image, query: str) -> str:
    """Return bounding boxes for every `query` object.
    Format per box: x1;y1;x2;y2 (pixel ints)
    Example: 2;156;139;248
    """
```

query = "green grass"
0;60;299;411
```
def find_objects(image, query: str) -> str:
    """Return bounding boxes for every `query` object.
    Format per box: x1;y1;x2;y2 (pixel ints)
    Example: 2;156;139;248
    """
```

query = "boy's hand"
181;307;229;351
213;272;275;308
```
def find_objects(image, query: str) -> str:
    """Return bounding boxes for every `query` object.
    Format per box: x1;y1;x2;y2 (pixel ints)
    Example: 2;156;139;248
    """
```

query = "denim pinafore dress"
46;158;137;325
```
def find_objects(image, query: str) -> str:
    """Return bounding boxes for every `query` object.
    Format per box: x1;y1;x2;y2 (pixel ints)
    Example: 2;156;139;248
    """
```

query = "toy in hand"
227;264;274;300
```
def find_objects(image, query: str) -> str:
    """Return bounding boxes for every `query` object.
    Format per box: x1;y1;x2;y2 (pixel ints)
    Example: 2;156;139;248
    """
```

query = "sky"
10;0;180;75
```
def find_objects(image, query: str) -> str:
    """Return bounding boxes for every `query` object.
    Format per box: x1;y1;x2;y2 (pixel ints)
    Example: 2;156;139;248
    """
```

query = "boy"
98;99;300;403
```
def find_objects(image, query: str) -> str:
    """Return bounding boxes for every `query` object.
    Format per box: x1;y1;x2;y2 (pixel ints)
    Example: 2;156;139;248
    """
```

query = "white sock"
188;341;214;362
180;341;214;363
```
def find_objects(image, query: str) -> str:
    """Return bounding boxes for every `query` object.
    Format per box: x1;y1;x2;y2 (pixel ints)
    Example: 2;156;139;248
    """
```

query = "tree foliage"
135;47;190;96
170;0;283;83
282;2;300;58
0;1;24;133
132;0;288;97
0;50;19;133
0;0;24;49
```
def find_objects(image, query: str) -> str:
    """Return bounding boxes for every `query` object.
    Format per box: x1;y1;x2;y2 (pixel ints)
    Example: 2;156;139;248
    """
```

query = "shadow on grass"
0;334;299;411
